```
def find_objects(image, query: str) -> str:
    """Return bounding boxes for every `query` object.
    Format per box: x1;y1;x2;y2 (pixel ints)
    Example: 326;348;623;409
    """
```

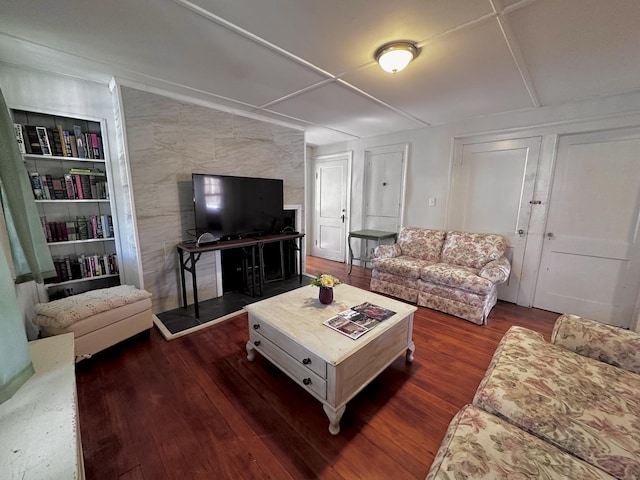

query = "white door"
448;137;541;304
364;144;407;232
312;153;350;262
534;129;640;328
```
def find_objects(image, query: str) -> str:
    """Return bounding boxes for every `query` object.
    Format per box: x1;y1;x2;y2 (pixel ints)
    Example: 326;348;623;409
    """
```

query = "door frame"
310;151;352;262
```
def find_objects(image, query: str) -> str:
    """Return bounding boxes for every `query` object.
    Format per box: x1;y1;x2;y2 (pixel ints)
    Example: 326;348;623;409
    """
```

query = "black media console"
176;232;305;319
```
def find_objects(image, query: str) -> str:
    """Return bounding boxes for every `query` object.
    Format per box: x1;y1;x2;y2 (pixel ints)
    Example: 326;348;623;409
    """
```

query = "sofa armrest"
551;314;640;375
373;243;401;259
478;256;511;284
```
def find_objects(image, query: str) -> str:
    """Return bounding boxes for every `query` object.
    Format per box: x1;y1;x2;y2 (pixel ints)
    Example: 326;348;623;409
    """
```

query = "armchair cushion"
552;314;640;375
479;256;511;284
441;231;507;269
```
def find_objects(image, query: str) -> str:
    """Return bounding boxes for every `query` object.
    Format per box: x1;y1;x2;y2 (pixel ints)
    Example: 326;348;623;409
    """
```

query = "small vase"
318;286;334;305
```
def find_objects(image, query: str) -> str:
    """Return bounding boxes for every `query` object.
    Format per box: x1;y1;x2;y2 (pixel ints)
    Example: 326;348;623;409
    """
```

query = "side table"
347;229;397;274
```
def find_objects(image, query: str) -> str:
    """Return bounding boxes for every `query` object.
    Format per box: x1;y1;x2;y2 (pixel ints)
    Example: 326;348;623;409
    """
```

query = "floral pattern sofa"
370;227;511;324
426;314;640;479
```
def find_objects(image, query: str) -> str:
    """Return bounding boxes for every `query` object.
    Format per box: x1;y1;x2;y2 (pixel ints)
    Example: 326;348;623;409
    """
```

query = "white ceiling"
1;0;639;146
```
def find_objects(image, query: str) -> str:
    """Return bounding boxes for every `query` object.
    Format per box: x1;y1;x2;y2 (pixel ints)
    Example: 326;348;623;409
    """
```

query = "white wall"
312;90;640;332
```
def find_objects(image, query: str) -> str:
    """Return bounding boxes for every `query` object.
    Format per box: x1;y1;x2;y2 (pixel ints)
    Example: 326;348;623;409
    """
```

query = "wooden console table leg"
323;404;346;435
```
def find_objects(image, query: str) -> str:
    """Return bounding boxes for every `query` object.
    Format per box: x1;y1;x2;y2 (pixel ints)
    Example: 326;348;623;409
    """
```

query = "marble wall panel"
121;86;305;314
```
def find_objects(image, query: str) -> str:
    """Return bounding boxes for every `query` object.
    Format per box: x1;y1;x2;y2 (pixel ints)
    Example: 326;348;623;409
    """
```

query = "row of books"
15;123;104;159
40;215;114;243
29;169;108;201
47;253;119;284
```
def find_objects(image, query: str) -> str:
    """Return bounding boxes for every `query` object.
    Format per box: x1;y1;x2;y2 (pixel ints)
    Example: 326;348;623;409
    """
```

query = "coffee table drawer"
249;330;327;399
248;316;327;378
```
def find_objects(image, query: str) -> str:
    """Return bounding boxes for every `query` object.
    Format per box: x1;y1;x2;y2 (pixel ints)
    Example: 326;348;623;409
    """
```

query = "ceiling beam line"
171;0;336;81
335;79;431;127
259;79;336;109
490;0;541;107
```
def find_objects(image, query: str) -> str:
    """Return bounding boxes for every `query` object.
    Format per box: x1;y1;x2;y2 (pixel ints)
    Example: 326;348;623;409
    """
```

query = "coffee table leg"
323;404;346;435
246;341;256;361
406;341;415;363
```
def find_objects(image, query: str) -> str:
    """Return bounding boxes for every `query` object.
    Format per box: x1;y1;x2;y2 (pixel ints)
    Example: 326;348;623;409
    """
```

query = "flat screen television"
192;173;285;241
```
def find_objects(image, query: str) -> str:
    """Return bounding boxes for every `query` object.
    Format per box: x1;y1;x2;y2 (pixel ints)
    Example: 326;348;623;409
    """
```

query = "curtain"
0;89;55;283
0;238;34;404
0;88;54;404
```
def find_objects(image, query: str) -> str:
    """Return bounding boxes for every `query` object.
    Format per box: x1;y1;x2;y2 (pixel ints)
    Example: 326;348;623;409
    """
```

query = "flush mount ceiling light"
374;41;420;74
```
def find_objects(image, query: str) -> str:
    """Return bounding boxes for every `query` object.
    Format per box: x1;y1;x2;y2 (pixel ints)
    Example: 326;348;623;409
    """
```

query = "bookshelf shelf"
12;108;121;300
48;238;115;246
24;154;105;164
35;199;110;204
45;273;120;289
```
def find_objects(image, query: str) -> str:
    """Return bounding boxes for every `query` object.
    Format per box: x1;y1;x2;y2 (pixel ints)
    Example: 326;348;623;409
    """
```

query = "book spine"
91;133;100;159
76;216;89;240
14;123;26;153
63;130;73;157
64;174;76;199
56;125;68;156
41;174;53;200
73;125;85;158
24;126;42;154
90;215;98;239
35;127;52;156
84;133;93;159
73;174;83;199
29;172;44;200
69;135;79;157
52;177;67;199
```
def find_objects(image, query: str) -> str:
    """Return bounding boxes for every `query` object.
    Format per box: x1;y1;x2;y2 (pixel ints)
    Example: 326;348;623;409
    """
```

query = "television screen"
192;174;285;240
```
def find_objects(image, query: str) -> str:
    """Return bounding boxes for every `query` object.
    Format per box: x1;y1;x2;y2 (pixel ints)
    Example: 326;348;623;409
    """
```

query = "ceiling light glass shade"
374;41;419;74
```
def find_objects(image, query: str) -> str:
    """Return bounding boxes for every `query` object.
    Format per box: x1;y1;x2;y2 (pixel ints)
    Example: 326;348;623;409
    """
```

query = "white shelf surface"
0;333;84;480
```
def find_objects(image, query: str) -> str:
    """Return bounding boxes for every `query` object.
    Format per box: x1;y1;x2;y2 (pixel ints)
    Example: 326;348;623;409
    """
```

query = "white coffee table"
245;284;417;434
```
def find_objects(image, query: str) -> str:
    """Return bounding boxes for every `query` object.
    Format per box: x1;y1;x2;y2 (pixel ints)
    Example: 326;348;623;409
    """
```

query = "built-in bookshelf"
12;109;120;299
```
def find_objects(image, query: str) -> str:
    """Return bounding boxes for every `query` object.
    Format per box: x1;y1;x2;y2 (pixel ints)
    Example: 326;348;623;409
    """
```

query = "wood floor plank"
76;256;558;479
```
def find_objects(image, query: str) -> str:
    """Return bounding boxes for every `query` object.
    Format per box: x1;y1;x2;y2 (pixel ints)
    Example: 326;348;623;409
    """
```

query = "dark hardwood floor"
76;256;559;480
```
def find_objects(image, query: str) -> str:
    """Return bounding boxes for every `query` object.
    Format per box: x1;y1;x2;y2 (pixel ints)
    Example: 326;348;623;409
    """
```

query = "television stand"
176;232;305;319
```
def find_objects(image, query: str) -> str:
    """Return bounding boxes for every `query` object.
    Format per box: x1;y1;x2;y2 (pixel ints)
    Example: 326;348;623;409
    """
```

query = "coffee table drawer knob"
253;324;260;330
254;340;261;346
303;378;311;386
302;358;311;365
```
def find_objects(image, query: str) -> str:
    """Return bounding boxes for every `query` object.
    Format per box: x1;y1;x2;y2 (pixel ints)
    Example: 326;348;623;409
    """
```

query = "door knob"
517;229;524;237
546;232;554;239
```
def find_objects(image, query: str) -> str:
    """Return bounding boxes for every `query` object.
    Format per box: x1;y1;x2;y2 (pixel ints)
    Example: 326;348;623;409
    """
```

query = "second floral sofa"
370;227;511;325
426;314;640;479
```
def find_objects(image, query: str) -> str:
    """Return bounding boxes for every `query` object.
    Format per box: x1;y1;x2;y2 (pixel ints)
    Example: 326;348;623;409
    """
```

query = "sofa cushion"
552;314;640;375
397;227;446;262
371;256;431;279
426;404;615;480
420;263;494;295
373;243;401;259
441;231;507;269
473;326;640;480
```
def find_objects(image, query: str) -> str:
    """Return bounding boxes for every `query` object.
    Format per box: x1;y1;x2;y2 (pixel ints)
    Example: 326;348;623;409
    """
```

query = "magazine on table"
323;302;396;340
